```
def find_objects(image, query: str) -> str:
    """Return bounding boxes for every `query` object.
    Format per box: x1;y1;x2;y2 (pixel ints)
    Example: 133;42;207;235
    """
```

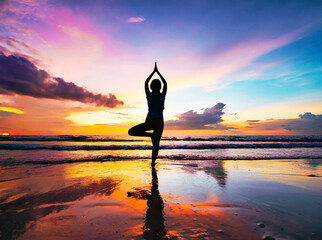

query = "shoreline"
0;158;321;239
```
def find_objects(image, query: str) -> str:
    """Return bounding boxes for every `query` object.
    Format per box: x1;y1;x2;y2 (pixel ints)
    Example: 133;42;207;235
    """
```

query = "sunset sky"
0;0;321;136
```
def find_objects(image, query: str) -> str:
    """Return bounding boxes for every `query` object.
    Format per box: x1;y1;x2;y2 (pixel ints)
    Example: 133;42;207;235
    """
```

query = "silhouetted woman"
128;63;167;166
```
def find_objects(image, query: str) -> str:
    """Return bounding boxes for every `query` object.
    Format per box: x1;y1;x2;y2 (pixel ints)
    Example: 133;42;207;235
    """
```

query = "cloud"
0;0;8;9
127;17;145;23
282;112;322;135
0;110;15;117
247;120;260;123
0;36;38;55
246;112;322;135
0;52;123;107
166;103;235;130
0;106;23;117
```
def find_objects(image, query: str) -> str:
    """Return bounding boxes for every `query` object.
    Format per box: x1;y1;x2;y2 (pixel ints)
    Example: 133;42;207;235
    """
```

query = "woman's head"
150;79;161;92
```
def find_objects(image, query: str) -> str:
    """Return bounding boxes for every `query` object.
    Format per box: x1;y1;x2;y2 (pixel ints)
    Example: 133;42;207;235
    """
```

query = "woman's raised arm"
155;63;167;96
145;69;155;95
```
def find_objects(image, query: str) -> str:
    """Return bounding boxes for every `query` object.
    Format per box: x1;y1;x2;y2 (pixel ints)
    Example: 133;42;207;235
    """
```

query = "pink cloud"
127;17;145;23
0;52;124;108
0;2;137;93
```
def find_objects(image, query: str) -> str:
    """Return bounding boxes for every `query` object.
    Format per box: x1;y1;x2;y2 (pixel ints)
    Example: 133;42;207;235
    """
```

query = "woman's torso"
146;93;165;119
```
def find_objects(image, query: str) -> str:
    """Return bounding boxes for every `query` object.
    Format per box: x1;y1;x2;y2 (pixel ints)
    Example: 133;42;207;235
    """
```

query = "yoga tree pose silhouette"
128;63;167;166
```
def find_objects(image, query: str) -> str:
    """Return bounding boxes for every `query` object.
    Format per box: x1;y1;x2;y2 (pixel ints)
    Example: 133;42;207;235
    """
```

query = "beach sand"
0;159;321;240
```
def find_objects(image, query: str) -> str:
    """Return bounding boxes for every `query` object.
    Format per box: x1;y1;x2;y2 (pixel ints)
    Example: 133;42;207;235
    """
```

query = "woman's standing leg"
151;120;164;166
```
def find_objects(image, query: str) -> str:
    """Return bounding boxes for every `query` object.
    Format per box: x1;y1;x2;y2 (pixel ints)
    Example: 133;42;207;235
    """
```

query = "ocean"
1;135;322;239
1;135;321;165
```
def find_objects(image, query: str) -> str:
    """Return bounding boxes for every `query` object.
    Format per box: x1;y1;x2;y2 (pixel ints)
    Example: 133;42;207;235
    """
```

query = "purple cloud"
127;17;145;23
281;112;322;135
166;103;234;130
246;112;322;135
0;52;123;107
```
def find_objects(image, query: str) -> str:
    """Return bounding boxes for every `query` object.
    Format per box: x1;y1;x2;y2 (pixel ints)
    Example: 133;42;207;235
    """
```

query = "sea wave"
163;136;322;142
0;136;140;142
1;135;321;142
0;142;322;150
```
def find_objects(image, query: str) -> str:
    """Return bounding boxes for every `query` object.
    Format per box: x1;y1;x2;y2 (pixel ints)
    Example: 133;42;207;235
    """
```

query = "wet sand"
0;159;321;239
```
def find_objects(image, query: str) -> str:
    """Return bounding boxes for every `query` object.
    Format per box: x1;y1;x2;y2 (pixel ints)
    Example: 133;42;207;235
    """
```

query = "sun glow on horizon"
66;110;142;125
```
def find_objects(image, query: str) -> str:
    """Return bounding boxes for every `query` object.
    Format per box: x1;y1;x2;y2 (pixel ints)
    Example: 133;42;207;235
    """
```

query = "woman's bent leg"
128;123;153;137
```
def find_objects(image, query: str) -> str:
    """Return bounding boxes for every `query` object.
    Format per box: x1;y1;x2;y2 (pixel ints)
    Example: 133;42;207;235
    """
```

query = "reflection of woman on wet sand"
143;167;167;239
127;166;167;239
128;63;167;166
